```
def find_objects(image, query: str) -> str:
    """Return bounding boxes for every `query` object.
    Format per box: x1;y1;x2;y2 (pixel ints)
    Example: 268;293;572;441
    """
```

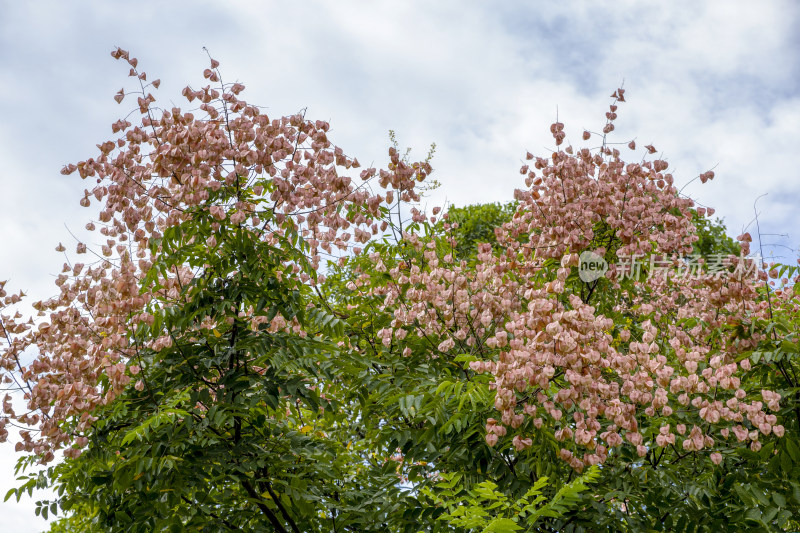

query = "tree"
342;90;798;530
1;52;798;532
1;49;433;532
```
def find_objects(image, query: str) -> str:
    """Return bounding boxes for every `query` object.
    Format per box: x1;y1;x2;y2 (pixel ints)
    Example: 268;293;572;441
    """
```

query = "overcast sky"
1;1;798;529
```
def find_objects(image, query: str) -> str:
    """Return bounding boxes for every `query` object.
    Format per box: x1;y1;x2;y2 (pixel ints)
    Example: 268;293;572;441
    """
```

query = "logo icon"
579;251;608;282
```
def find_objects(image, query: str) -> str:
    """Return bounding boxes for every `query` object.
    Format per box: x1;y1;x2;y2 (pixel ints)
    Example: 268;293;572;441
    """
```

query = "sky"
0;0;798;529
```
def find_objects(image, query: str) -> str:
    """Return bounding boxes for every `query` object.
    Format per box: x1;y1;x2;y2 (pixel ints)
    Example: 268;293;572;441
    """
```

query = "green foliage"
35;197;418;532
445;202;517;260
317;235;578;531
420;466;600;532
11;187;798;533
690;210;741;258
317;203;800;533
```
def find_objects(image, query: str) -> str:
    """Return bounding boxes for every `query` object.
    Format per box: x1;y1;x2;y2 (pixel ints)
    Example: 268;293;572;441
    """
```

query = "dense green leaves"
445;203;517;261
420;466;600;532
5;61;797;532
16;196;797;532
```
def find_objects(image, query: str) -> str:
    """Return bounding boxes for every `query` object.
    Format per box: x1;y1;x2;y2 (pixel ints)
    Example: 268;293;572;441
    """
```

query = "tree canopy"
1;50;799;532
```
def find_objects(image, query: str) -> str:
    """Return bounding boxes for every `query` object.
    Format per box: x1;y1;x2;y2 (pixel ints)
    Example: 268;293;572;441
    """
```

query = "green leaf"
485;517;523;532
786;437;800;462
